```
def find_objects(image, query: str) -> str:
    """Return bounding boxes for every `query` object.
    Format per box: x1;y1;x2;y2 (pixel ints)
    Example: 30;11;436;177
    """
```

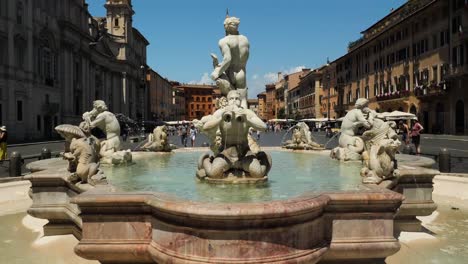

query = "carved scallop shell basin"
103;148;365;203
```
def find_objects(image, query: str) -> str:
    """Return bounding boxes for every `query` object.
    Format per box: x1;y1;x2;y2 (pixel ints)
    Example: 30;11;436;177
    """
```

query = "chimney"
277;72;282;81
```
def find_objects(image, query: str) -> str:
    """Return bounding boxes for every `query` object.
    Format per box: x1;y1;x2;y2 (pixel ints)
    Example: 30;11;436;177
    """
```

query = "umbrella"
378;111;417;121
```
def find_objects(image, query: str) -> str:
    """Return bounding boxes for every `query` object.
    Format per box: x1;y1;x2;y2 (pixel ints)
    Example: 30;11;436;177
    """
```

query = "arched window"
16;1;23;24
14;35;26;69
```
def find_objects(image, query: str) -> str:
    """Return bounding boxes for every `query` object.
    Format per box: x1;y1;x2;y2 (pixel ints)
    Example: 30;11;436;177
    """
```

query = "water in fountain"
324;131;341;149
280;125;297;145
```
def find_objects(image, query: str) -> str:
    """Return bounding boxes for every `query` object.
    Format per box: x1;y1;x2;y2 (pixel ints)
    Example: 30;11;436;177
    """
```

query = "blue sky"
87;0;406;98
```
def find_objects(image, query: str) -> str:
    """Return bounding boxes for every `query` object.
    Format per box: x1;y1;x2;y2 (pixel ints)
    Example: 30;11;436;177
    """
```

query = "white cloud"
283;65;306;75
247;65;307;99
263;72;278;83
188;72;213;85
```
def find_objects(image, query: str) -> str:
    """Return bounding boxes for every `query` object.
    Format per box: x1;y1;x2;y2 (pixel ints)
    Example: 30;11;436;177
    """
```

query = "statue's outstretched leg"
241;152;270;178
203;156;229;179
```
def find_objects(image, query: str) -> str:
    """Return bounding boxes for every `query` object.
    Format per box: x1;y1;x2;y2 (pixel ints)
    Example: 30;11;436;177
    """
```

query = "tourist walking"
0;126;7;160
410;120;424;155
179;125;188;147
190;125;197;147
398;120;410;145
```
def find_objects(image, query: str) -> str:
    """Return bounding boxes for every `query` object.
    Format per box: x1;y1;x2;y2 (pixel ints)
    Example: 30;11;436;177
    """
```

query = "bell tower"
104;0;134;43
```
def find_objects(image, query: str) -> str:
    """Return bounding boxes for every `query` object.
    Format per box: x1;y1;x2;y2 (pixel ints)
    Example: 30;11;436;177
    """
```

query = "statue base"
282;144;325;151
196;169;268;184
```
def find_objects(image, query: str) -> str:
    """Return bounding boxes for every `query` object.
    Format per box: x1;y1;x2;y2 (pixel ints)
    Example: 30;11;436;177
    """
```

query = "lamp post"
327;72;331;122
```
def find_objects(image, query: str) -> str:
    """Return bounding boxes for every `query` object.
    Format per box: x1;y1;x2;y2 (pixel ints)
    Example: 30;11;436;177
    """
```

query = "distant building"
147;70;173;121
331;0;467;134
0;0;148;142
247;99;259;115
173;83;218;120
298;69;321;119
257;92;267;121
274;72;286;118
265;84;276;120
284;69;311;118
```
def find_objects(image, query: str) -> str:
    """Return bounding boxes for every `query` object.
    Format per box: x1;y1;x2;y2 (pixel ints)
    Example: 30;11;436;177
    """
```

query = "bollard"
438;148;451;173
40;147;52;160
9;151;22;177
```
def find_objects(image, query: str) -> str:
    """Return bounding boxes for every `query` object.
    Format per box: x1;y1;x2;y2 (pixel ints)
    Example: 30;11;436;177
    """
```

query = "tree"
277;107;286;119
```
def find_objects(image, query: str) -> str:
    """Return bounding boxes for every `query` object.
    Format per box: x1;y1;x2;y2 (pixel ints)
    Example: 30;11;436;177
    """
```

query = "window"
17;100;23;121
0;37;7;65
14;36;26;69
432;66;438;82
440;30;450;46
452;16;462;34
114;18;119;27
432;34;438;50
374;83;378;96
365;86;369;99
453;45;465;66
16;1;23;24
37;115;41;131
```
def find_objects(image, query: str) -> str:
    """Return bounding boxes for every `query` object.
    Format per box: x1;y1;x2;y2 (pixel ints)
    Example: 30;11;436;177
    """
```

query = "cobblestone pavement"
1;131;467;178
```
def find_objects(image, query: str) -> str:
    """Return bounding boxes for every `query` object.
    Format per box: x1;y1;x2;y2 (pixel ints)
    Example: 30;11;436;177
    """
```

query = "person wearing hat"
0;126;7;160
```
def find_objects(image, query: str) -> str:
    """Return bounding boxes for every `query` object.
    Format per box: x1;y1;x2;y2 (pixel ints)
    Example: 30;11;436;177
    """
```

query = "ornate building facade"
330;0;467;134
0;0;148;142
173;83;218;121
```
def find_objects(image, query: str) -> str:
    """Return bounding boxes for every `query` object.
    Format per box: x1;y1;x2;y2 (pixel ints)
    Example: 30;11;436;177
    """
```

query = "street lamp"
327;72;331;122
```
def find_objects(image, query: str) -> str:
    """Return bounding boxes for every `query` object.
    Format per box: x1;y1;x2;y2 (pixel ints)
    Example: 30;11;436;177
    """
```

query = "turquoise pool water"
103;151;365;203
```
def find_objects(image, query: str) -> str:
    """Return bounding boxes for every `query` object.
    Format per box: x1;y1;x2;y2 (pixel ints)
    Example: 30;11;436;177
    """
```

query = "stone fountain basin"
25;149;438;264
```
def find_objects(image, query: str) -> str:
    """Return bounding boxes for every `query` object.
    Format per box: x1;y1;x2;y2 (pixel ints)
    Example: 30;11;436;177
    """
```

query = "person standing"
190;125;197;147
398;120;410;145
0;126;7;160
180;125;187;147
410;120;424;155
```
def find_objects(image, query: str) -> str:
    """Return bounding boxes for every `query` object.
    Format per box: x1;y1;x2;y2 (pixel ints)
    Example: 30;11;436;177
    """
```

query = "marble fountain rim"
25;165;404;226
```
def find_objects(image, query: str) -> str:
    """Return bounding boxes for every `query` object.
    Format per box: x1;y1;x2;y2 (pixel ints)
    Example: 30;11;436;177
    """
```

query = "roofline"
360;2;408;34
133;28;149;45
329;0;438;65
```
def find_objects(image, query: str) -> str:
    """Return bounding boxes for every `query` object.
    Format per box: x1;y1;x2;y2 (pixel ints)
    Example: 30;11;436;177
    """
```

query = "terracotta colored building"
257;92;267;121
331;0;468;134
265;84;276;120
173;84;218;120
247;99;259;115
284;69;311;118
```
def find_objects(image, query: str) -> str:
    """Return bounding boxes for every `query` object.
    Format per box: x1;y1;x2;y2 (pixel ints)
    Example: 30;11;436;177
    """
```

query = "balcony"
447;65;468;78
375;90;411;101
414;81;448;99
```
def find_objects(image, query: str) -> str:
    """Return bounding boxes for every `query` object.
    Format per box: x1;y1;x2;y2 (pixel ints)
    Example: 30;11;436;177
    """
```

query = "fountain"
24;16;440;264
282;122;325;150
140;125;176;152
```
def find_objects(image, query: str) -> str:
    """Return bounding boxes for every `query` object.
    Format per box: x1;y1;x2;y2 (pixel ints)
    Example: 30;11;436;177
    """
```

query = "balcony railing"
414;81;448;98
375;90;411;101
447;64;468;78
